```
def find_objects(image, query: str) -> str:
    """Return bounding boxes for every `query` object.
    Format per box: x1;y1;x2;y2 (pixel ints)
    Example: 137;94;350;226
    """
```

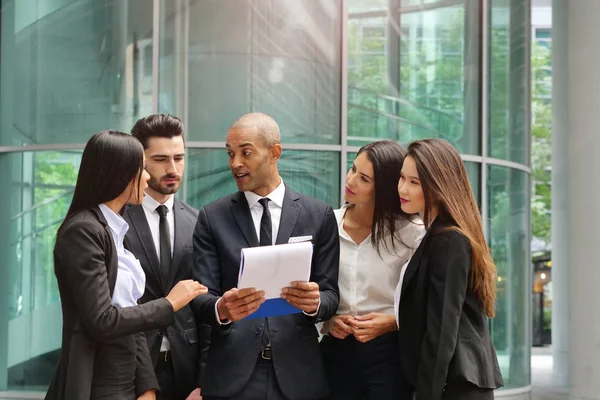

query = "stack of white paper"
238;241;313;299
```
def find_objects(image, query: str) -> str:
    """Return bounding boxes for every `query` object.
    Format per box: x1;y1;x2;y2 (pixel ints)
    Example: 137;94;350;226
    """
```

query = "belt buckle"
261;346;272;360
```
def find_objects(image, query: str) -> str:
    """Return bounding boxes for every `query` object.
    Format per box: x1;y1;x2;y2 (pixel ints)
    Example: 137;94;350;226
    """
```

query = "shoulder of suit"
175;198;199;215
431;225;470;250
294;192;332;211
58;209;106;240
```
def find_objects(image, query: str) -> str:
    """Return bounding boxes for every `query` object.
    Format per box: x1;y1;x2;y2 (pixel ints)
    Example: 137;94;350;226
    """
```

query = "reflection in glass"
488;166;531;389
488;0;529;163
2;151;80;390
0;0;154;146
347;1;480;154
164;0;342;144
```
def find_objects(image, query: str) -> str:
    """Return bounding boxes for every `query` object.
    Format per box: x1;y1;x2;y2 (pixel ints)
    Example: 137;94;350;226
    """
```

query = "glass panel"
185;149;340;210
488;166;531;389
0;0;154;146
464;161;480;207
0;151;79;391
160;0;342;144
488;0;530;164
347;0;481;153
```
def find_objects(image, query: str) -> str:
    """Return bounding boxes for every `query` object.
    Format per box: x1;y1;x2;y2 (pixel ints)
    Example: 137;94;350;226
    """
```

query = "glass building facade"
0;0;531;396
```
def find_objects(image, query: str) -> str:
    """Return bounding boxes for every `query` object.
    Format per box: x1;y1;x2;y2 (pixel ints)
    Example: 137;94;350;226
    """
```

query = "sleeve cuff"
303;298;321;317
214;298;232;326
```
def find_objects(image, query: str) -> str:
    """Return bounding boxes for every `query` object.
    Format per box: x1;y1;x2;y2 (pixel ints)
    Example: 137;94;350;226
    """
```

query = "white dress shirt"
394;229;427;328
141;194;175;351
98;204;146;308
322;205;424;333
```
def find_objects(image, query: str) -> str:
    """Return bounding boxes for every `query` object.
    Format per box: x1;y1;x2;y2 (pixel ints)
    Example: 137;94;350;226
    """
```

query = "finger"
355;335;370;343
232;298;264;320
284;298;314;312
221;288;239;301
352;313;376;321
229;291;265;310
335;323;353;335
283;294;320;306
281;287;320;298
290;281;319;291
235;287;258;298
191;286;208;296
350;320;373;330
331;329;347;339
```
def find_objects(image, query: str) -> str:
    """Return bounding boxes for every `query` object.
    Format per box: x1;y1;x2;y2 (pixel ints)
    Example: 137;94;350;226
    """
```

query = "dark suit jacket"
192;185;340;400
397;218;504;400
45;207;174;400
123;199;211;396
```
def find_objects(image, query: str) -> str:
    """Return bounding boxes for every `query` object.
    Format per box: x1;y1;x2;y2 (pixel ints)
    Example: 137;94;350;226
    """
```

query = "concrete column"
550;0;569;389
552;0;600;397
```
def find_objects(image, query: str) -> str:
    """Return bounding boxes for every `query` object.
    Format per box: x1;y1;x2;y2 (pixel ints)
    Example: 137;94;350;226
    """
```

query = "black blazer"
45;207;174;400
191;186;340;400
124;199;211;396
397;218;503;400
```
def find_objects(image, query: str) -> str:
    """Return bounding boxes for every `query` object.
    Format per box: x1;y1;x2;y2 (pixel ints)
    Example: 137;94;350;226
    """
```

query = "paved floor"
531;347;569;400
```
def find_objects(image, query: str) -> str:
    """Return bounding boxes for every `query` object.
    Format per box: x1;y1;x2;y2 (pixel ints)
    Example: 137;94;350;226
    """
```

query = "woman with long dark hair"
321;140;424;399
46;131;207;400
396;138;503;399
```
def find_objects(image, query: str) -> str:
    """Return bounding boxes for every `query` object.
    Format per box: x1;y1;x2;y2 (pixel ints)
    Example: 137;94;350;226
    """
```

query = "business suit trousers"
204;358;287;400
155;351;179;400
442;382;494;400
321;331;412;400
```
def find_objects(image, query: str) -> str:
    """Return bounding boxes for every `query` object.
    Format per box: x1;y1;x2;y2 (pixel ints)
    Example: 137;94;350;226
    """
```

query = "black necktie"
258;198;272;246
156;205;171;289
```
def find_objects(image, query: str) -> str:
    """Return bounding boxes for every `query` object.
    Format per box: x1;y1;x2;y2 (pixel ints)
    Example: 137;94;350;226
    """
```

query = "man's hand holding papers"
216;288;266;322
281;281;321;314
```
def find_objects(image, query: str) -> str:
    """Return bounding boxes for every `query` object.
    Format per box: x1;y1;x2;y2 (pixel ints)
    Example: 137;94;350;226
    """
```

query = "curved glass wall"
0;0;530;395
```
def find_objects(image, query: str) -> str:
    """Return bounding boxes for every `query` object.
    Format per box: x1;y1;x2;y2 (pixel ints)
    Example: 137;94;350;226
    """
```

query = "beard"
148;174;180;195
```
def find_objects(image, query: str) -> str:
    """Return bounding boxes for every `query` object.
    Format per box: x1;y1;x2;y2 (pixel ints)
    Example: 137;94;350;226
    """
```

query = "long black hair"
58;130;144;235
356;140;415;255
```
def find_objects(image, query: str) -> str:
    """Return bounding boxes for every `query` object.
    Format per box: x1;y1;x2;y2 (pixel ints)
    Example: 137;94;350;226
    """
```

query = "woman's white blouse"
99;204;146;308
333;205;424;319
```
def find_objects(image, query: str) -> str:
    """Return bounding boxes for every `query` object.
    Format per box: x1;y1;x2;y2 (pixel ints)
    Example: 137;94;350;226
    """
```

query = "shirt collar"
142;193;175;214
244;179;285;209
98;203;129;240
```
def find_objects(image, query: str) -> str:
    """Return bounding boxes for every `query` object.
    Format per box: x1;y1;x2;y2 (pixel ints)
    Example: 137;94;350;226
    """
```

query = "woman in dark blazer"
396;138;504;400
45;131;207;400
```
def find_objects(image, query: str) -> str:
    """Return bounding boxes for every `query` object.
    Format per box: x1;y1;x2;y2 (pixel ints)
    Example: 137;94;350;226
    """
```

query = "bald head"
229;113;281;147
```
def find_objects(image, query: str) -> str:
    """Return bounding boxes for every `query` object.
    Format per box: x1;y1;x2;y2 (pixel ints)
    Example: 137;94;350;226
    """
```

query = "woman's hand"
137;390;156;400
166;280;208;312
348;313;397;343
330;314;354;339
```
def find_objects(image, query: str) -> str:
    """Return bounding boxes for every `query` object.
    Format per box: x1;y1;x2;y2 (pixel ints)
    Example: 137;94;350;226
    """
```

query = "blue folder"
244;298;302;320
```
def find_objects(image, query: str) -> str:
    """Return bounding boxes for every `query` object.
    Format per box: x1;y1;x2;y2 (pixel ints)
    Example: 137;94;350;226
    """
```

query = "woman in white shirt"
46;131;207;400
321;140;424;400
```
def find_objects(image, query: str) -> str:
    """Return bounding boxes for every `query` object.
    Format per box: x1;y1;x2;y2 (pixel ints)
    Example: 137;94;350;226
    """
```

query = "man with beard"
124;114;208;400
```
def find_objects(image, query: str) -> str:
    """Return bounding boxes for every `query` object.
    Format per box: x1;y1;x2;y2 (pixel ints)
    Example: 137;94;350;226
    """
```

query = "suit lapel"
168;199;193;289
91;206;118;295
275;185;301;245
230;192;259;247
126;205;162;285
